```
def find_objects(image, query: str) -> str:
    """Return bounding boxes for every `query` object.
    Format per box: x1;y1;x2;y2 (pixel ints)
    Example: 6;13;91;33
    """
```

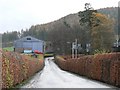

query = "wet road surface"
22;57;115;88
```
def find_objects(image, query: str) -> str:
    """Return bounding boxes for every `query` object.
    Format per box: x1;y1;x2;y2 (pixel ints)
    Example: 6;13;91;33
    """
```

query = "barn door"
23;42;32;50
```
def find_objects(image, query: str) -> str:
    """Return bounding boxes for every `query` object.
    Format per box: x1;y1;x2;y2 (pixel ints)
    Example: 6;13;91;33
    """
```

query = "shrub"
1;51;44;88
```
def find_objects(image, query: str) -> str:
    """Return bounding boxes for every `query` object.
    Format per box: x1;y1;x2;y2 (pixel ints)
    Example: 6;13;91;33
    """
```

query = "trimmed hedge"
1;51;44;88
55;53;120;87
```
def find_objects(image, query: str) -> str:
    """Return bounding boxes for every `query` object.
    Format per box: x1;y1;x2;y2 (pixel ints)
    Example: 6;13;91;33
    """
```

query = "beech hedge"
1;51;44;88
55;53;120;87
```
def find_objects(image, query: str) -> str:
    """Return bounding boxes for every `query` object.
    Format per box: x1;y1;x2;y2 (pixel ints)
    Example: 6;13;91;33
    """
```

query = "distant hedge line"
55;53;120;87
1;51;44;88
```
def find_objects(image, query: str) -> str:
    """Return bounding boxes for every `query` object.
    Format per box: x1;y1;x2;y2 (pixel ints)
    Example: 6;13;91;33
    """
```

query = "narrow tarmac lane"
22;57;115;88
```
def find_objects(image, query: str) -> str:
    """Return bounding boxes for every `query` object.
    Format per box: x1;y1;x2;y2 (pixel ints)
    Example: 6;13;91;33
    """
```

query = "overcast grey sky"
0;0;119;33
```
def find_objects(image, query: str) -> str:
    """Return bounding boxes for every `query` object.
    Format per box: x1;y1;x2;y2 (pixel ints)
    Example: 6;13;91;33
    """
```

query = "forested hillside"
98;7;118;34
21;7;118;39
2;7;118;54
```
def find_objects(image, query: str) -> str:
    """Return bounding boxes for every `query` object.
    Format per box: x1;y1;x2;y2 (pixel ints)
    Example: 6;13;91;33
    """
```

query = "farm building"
14;36;44;53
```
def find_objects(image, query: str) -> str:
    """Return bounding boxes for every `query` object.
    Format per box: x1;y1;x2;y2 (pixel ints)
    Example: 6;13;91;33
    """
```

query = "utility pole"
75;39;78;58
72;39;78;59
72;42;75;59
